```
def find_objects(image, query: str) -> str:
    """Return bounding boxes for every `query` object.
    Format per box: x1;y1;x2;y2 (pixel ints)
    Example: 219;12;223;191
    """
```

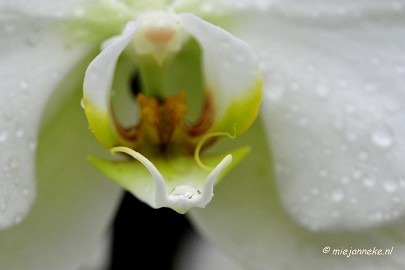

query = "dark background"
109;192;193;270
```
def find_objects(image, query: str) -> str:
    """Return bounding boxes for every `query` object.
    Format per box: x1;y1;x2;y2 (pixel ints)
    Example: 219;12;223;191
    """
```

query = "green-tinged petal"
179;13;262;135
189;120;405;270
89;147;249;213
0;15;93;230
233;1;405;231
0;86;122;269
83;21;139;148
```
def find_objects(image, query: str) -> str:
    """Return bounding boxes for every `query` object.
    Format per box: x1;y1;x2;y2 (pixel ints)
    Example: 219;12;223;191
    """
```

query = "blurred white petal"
190;121;405;270
234;1;405;231
0;13;94;229
0;88;122;269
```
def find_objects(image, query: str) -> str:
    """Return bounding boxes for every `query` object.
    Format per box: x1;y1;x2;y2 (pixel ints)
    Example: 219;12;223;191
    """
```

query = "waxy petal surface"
0;14;94;229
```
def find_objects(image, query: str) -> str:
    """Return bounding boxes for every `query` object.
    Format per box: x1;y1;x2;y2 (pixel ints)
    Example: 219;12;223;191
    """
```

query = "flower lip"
111;146;232;214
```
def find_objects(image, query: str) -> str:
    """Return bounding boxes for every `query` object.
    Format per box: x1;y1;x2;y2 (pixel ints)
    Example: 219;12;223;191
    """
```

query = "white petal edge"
0;16;93;229
234;1;405;231
178;13;261;124
189;120;405;270
84;21;138;110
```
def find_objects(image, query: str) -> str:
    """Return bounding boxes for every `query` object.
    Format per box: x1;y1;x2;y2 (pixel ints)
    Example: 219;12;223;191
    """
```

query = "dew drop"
80;98;85;109
371;211;383;221
29;142;37;151
357;151;369;161
383;181;397;193
341;176;350;184
19;81;29;90
363;178;375;188
316;84;329;98
22;188;30;197
14;214;23;225
0;129;8;143
352;170;363;179
371;127;394;148
331;189;345;202
184;192;193;199
15;128;24;138
8;157;20;171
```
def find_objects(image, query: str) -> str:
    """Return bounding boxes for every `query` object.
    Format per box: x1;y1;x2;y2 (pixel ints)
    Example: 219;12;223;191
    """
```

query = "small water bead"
7;157;20;171
357;151;369;161
14;214;23;225
29;142;37;151
371;127;394;148
331;189;345;202
15;128;24;138
341;176;350;184
363;178;375;188
19;81;29;90
383;181;398;193
351;170;362;180
22;188;30;197
316;84;329;98
0;129;8;143
80;98;85;109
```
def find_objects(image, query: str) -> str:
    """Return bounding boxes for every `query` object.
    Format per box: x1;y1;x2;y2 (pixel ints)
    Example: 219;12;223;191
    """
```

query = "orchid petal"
83;21;139;148
190;120;405;270
0;14;94;230
0;87;122;269
231;2;405;231
179;13;262;135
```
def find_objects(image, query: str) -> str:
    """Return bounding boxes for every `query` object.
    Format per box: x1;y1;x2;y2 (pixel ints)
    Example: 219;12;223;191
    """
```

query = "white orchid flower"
0;0;404;270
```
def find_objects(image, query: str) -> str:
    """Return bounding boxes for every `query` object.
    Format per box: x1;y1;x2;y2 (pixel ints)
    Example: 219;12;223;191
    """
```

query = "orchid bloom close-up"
1;0;405;269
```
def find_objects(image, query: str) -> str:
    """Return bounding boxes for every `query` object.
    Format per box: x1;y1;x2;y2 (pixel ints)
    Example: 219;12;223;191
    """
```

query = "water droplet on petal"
14;214;23;225
22;188;30;197
331;189;345;202
357;151;369;161
29;141;37;151
80;98;85;109
363;178;375;188
371;126;394;148
316;84;329;98
7;157;20;171
0;129;8;143
15;128;24;138
19;81;29;90
384;181;397;193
